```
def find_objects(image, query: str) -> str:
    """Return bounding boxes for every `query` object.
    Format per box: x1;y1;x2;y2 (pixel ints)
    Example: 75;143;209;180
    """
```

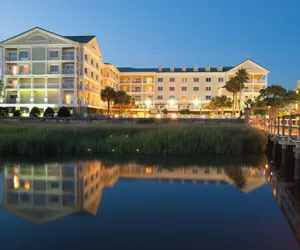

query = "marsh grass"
0;122;266;157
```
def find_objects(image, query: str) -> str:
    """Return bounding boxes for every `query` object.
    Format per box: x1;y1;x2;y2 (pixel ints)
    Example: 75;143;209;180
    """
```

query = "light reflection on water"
0;156;299;250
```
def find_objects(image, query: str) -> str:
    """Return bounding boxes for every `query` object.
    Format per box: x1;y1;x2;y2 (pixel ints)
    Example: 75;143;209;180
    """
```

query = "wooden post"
282;117;285;136
289;116;292;137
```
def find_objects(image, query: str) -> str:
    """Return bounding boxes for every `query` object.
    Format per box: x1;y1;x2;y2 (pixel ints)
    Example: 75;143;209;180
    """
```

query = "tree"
30;107;41;117
13;110;22;117
114;90;131;114
0;107;9;117
210;95;232;115
43;107;55;117
101;86;116;114
235;68;249;112
57;107;70;117
224;77;240;115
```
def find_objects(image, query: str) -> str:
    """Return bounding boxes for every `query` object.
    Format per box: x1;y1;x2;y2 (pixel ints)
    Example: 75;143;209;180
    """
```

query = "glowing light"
156;114;161;119
114;114;119;118
193;99;200;106
126;135;128;137
13;175;19;189
110;135;113;137
24;180;30;190
169;99;175;106
265;164;268;169
171;114;177;119
112;148;115;152
145;99;151;106
145;167;152;174
136;148;140;152
271;172;273;176
87;148;91;152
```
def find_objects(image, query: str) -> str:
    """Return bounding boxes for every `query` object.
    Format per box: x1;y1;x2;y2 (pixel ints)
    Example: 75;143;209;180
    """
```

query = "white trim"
27;34;50;43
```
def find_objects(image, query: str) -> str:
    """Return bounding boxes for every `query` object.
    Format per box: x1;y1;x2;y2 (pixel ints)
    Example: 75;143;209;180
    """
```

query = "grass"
0;121;267;157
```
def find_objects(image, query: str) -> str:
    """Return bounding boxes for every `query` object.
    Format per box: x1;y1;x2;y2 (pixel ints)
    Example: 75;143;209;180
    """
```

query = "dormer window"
158;66;163;72
217;66;223;72
205;66;211;72
182;66;187;72
170;66;175;72
193;66;198;72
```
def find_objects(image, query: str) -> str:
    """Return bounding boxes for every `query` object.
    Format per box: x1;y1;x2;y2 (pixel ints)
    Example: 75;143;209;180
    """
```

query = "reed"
0;122;266;157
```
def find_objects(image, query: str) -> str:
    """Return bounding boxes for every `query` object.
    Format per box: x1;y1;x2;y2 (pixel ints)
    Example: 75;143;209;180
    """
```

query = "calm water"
0;156;299;250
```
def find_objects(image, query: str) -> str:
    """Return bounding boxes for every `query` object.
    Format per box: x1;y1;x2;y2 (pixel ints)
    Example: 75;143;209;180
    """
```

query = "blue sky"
1;0;300;89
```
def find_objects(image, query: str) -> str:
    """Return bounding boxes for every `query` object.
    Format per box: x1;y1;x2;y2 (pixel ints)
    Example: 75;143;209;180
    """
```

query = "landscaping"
0;122;266;157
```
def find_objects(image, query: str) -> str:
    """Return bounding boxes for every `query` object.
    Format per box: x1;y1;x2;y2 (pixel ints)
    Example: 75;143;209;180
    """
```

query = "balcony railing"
33;83;45;88
62;69;74;74
6;56;18;61
47;83;60;89
19;71;31;75
48;56;60;60
243;89;261;93
62;83;74;89
19;83;31;89
62;55;75;60
48;70;60;75
5;71;17;75
6;84;17;89
19;57;29;61
245;80;267;84
5;99;17;104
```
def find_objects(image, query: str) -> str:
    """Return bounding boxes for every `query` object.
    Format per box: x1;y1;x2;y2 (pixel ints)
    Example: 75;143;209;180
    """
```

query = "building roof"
0;27;96;44
64;35;95;43
117;66;234;73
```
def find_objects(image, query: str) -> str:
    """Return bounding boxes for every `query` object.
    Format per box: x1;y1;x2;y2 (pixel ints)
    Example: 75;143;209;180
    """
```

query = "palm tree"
101;86;116;114
224;77;240;115
210;95;232;115
235;68;249;113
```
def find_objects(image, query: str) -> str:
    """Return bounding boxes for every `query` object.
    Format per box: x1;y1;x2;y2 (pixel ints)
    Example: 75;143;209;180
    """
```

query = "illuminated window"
157;95;163;100
169;95;175;100
181;96;186;100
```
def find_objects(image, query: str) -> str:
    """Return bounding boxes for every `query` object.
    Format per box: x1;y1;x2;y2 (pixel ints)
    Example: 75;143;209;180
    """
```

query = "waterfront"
0;156;299;250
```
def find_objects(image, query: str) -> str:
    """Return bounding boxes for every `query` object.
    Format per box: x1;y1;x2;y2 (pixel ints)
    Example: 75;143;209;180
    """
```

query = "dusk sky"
1;0;299;89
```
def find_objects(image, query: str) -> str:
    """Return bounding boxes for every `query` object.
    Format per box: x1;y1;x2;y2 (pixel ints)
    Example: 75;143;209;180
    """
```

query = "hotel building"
0;27;269;115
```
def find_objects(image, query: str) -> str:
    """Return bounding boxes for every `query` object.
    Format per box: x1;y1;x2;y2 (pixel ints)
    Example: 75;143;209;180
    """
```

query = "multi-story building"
0;27;269;116
0;27;106;115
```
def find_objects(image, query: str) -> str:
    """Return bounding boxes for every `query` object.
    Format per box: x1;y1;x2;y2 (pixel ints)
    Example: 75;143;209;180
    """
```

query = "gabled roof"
117;67;234;73
228;59;270;73
0;27;96;44
64;36;95;44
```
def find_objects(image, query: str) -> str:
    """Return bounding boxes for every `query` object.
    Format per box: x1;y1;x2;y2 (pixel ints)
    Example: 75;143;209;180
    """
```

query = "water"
0;156;299;250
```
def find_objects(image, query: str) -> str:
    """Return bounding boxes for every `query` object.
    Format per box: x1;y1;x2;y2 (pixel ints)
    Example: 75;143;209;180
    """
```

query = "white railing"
62;55;75;60
19;83;31;89
62;83;74;89
62;69;74;74
48;56;60;60
48;70;60;74
6;56;18;61
33;83;45;88
47;83;60;89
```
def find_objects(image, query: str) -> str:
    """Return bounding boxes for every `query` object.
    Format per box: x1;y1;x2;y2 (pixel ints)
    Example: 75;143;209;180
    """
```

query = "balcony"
5;71;17;76
5;99;18;104
245;80;267;84
62;55;75;60
47;83;60;89
19;83;31;89
120;80;130;84
33;83;46;88
243;89;261;93
48;56;60;61
62;83;74;89
6;84;17;89
48;70;60;75
19;57;29;61
19;71;31;75
6;56;18;61
62;69;74;75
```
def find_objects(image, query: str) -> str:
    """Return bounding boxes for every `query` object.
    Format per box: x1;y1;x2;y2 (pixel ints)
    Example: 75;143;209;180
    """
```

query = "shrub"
43;107;55;117
161;109;168;114
57;106;71;117
13;110;22;117
136;118;155;124
0;107;9;117
30;107;41;117
180;109;190;115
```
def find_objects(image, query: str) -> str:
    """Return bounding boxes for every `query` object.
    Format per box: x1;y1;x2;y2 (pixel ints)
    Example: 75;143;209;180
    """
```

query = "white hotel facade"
0;27;269;115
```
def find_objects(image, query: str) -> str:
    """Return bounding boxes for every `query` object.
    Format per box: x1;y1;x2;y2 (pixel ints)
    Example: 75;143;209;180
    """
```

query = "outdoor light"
169;99;175;106
193;99;200;106
271;172;273;176
156;114;161;119
265;164;268;169
171;114;177;119
44;97;48;103
0;97;3;103
30;97;34;103
114;114;119;118
145;99;151;106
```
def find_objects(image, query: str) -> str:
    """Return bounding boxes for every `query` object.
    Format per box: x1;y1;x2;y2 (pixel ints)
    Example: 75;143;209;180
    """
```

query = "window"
218;77;224;83
50;182;60;189
206;78;211;82
50;196;59;203
158;86;163;91
84;54;88;61
194;87;199;91
96;63;99;69
91;59;94;66
50;65;59;73
182;78;187;82
205;96;211;100
49;50;59;59
181;87;187;91
206;86;211;91
91;72;94;78
169;95;175;100
19;51;29;60
157;95;163;100
135;96;141;101
84;68;88;74
20;65;29;73
135;87;141;92
169;78;175;82
170;86;175;91
194;78;199;82
158;77;163;82
96;75;99;81
181;96;186;100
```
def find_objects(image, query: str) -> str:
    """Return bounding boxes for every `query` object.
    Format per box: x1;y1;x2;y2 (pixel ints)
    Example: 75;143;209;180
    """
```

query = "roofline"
0;27;77;44
229;59;270;73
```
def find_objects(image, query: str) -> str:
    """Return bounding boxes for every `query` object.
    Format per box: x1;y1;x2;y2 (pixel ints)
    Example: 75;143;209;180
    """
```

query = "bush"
136;118;155;124
13;110;22;117
30;107;41;117
180;109;190;115
0;107;9;117
43;107;55;117
162;109;168;114
57;106;71;117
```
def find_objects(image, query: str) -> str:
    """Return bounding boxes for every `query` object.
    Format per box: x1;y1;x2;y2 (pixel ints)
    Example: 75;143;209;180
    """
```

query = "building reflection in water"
0;161;266;224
